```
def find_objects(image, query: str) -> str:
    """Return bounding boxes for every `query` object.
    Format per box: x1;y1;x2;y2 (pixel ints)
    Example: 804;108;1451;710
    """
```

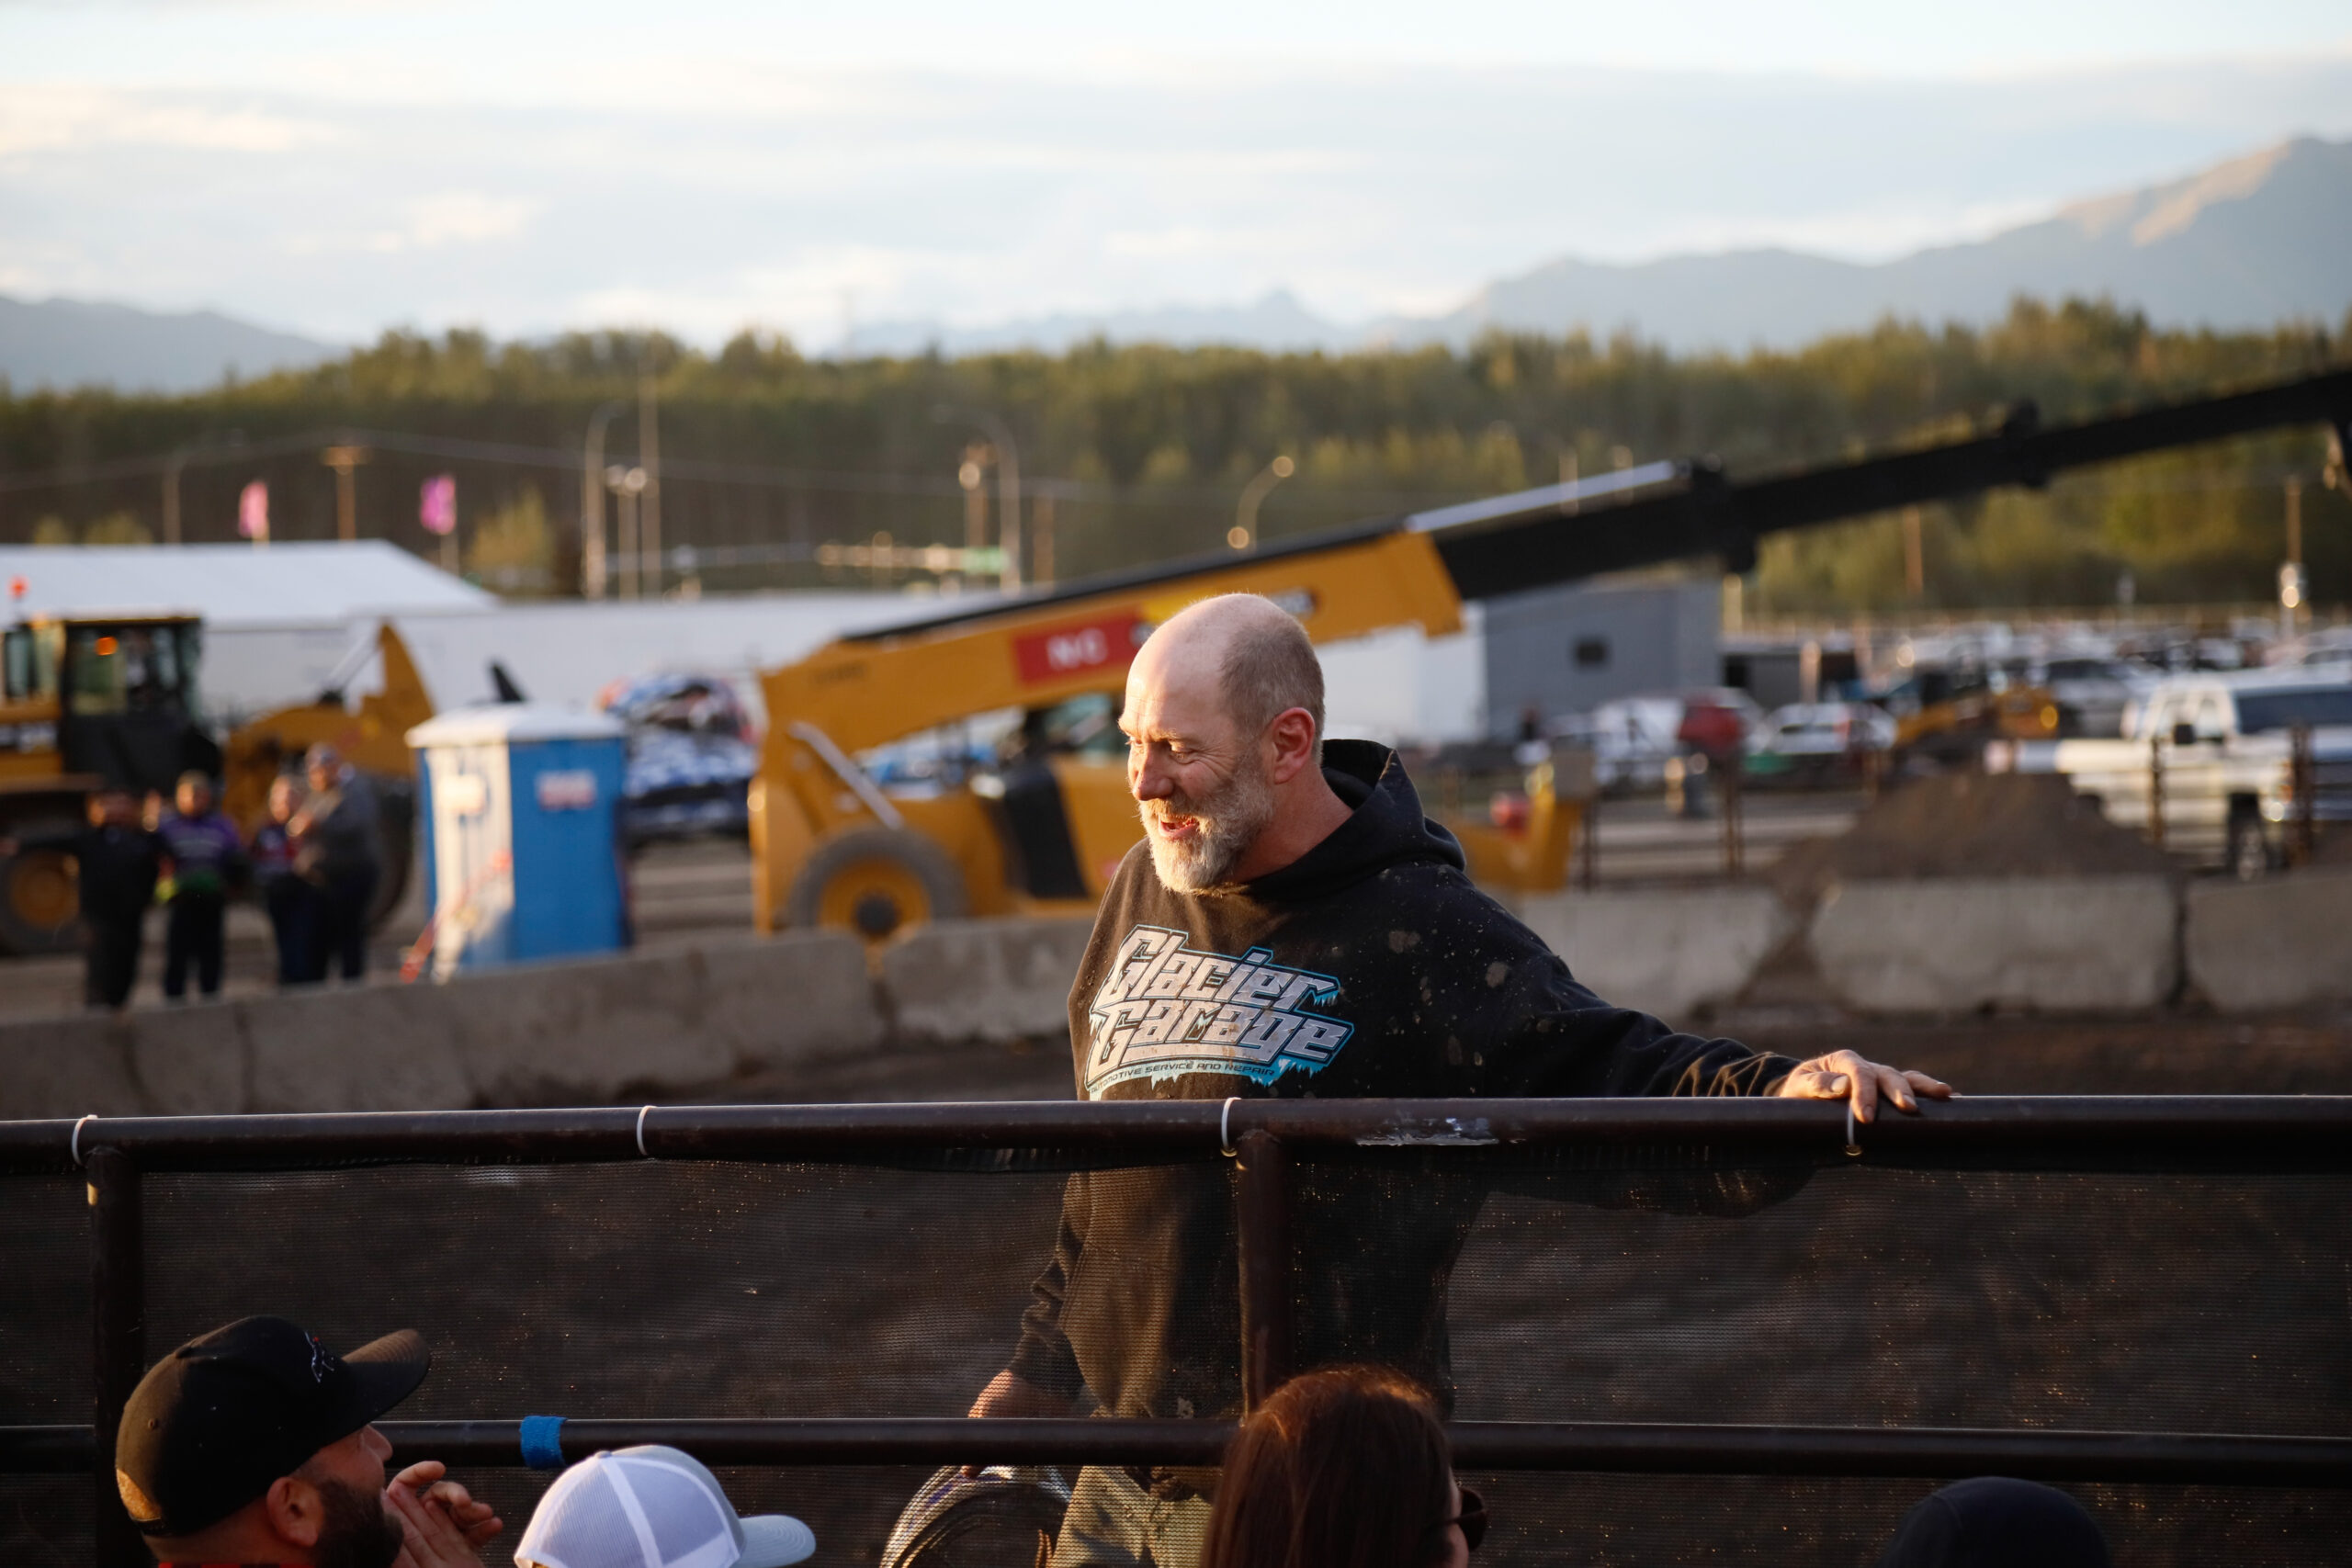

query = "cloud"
0;85;335;156
404;191;537;246
283;191;539;256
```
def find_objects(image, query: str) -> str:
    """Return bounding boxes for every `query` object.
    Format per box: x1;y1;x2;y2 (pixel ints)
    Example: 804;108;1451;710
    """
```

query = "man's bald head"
1138;594;1325;757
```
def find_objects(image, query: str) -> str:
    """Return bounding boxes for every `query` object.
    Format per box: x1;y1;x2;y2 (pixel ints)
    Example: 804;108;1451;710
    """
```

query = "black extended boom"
855;362;2352;640
1429;362;2352;599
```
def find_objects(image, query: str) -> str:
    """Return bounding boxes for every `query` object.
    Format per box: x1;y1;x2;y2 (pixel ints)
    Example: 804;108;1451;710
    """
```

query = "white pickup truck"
2002;669;2352;876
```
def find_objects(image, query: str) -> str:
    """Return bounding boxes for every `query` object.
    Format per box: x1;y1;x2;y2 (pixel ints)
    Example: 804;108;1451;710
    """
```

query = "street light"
933;405;1023;590
1229;455;1295;551
605;464;649;601
581;400;627;599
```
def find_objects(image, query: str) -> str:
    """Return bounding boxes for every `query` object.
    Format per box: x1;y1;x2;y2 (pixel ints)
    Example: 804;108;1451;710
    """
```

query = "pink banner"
420;473;458;536
237;479;268;541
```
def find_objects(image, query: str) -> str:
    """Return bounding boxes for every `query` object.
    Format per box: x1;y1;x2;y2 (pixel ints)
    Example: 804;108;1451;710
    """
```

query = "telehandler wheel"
786;828;968;942
0;822;83;956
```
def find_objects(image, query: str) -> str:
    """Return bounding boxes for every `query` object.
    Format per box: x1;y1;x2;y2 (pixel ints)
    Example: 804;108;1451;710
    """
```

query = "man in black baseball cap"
116;1315;502;1568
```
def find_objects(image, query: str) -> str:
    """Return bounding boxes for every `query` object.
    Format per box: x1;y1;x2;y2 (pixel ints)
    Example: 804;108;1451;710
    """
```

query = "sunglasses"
1429;1485;1487;1553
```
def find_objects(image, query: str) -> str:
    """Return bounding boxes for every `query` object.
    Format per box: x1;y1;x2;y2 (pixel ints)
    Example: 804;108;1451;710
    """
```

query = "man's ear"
265;1473;326;1550
1265;708;1319;785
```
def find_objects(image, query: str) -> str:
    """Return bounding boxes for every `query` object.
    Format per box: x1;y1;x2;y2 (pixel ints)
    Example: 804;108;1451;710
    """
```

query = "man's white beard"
1144;757;1277;895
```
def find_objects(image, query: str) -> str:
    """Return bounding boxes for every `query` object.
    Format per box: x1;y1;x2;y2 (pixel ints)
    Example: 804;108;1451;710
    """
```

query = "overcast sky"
6;1;2350;347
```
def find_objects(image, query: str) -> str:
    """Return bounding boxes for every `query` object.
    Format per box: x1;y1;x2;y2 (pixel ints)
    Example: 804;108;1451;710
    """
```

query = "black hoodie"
1007;741;1798;1419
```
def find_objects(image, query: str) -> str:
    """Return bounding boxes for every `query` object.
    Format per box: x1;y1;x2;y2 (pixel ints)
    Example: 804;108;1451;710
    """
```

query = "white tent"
0;541;494;626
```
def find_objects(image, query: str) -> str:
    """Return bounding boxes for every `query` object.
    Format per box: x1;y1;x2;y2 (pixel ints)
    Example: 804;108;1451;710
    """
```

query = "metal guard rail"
7;1095;2352;1172
10;1096;2352;1566
6;1419;2348;1489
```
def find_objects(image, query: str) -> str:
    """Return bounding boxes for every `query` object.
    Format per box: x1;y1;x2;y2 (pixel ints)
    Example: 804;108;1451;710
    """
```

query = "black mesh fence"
4;1105;2348;1567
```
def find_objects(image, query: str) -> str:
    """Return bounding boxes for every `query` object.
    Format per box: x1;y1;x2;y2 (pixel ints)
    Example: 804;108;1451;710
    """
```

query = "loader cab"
1;615;220;792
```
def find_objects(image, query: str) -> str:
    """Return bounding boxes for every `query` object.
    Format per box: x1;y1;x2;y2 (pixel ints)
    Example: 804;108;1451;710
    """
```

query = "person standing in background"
71;790;163;1010
292;744;381;982
157;772;244;1001
248;773;314;987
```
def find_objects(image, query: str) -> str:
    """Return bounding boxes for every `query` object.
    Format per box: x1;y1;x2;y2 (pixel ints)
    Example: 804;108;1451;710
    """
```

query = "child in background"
157;771;244;1000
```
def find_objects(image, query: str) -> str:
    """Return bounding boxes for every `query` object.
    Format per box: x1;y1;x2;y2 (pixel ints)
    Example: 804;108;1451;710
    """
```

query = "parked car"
2009;669;2352;876
597;672;760;846
2033;656;2160;738
1743;702;1894;786
1585;695;1686;795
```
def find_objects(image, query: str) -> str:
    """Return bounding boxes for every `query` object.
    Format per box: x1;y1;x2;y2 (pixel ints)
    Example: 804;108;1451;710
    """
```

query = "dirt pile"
1770;773;2175;908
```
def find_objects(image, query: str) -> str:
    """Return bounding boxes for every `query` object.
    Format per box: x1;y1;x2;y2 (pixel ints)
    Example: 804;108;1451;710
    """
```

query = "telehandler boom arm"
753;361;2352;936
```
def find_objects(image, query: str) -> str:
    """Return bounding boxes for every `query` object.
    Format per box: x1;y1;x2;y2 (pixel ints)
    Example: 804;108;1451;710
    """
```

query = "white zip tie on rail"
71;1115;97;1168
1220;1097;1241;1157
636;1104;657;1159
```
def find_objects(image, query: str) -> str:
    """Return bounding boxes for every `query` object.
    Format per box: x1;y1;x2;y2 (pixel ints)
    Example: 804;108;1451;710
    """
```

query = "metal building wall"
1479;576;1722;736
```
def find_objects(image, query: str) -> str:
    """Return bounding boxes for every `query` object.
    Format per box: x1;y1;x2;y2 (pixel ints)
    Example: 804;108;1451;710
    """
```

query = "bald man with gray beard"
967;594;1949;1568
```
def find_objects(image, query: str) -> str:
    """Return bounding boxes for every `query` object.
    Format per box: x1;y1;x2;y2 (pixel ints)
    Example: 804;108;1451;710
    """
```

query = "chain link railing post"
87;1146;146;1568
1234;1129;1292;1414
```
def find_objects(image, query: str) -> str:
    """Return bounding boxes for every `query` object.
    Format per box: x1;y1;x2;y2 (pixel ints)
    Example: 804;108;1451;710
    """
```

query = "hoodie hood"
1246;739;1465;904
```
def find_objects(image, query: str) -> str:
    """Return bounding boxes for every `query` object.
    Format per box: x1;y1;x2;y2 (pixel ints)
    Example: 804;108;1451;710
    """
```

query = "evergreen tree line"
0;297;2345;613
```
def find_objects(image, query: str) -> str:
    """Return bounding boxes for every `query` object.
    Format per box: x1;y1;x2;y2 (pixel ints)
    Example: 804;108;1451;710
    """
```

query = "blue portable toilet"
407;704;630;976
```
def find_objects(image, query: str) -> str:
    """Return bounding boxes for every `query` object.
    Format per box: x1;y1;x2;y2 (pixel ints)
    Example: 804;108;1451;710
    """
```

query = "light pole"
638;371;662;597
605;465;648;600
933;405;1022;590
1230;455;1295;550
581;400;626;599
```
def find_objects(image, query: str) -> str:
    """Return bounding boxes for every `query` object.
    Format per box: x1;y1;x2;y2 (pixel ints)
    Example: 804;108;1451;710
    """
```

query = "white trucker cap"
515;1446;817;1568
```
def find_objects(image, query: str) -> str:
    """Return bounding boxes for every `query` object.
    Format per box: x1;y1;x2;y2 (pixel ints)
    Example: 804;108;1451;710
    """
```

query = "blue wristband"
520;1415;567;1471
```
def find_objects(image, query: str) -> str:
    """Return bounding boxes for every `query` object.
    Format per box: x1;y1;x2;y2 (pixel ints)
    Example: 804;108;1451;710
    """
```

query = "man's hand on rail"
1773;1049;1951;1123
967;1368;1069;1421
961;1369;1072;1476
387;1459;503;1567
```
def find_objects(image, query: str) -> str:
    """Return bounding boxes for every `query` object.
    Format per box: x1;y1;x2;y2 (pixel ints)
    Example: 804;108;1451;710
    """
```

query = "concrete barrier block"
0;1013;145;1118
1811;877;2177;1014
447;948;733;1104
2185;868;2352;1012
881;917;1093;1044
243;984;472;1111
1512;888;1793;1023
694;931;882;1072
447;931;881;1102
129;1005;251;1114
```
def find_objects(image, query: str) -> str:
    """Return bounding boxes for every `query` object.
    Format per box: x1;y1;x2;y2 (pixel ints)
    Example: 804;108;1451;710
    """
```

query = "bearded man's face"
1140;739;1276;894
310;1477;403;1568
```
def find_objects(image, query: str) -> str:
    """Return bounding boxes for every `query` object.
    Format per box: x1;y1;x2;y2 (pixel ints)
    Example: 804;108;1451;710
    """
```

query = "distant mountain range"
848;134;2352;357
0;295;337;395
6;134;2348;390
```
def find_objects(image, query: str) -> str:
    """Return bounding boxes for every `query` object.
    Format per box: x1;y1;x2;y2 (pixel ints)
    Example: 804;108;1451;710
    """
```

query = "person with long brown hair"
1202;1368;1484;1568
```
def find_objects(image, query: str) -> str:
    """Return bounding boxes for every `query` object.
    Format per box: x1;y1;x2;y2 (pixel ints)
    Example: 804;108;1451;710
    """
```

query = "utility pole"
1902;505;1925;602
580;400;626;599
321;445;369;543
638;372;662;597
1032;491;1056;586
162;451;187;546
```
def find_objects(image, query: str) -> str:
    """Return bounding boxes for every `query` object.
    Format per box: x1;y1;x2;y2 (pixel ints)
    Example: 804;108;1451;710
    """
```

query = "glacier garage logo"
1085;925;1355;1093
